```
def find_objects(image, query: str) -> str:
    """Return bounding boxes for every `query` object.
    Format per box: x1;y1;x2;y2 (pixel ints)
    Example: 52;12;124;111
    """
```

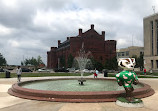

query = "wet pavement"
0;74;158;111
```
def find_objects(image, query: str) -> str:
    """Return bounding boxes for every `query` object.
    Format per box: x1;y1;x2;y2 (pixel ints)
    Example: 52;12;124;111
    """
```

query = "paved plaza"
0;74;158;111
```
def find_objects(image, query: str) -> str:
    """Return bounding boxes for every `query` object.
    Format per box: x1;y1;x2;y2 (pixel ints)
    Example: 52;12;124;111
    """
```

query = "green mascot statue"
116;58;139;102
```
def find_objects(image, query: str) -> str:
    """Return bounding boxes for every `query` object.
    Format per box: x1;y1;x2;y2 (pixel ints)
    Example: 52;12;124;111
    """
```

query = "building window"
121;52;124;56
156;60;158;69
156;20;158;55
140;51;143;55
151;21;154;56
118;52;121;56
151;60;153;68
126;51;129;56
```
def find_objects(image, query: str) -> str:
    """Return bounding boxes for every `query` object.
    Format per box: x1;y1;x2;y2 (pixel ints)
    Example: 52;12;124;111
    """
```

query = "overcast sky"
0;0;157;65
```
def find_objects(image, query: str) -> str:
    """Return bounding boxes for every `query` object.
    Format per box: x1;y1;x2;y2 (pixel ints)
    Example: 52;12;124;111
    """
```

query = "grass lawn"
0;72;93;78
1;71;158;78
108;72;158;78
133;71;158;76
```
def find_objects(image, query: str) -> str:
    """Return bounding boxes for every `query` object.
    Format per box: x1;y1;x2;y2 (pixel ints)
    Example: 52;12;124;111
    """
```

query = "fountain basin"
8;78;155;103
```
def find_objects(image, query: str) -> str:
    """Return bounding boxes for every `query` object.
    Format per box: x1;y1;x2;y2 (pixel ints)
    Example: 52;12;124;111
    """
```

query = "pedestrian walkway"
0;76;158;111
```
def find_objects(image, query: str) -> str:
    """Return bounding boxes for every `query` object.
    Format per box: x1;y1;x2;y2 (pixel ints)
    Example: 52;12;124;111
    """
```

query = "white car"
82;69;90;73
67;68;75;72
75;69;80;73
38;68;50;72
89;70;95;73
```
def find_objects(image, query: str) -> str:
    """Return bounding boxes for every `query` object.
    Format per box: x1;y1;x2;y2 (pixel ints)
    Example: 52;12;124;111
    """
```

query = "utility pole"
132;35;133;47
152;6;155;14
23;55;24;66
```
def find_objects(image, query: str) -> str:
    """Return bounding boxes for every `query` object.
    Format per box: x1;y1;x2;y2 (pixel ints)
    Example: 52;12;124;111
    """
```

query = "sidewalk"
0;75;158;111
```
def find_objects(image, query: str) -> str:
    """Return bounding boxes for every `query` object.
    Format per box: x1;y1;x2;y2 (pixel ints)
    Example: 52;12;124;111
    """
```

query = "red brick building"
47;24;116;69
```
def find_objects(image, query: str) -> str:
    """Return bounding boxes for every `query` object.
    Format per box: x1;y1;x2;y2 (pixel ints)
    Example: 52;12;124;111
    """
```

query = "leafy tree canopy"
104;56;118;70
21;56;44;67
67;54;74;68
0;53;7;66
91;58;104;71
132;53;144;70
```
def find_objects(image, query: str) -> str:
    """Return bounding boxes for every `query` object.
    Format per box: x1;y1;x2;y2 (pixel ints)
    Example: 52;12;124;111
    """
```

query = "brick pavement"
0;75;158;111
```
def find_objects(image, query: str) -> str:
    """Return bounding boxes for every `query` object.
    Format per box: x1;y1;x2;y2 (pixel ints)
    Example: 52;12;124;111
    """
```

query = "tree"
59;56;65;68
91;58;104;71
95;61;104;71
138;53;144;71
37;56;44;65
132;53;144;71
67;54;74;68
21;56;44;67
104;56;118;70
0;53;7;66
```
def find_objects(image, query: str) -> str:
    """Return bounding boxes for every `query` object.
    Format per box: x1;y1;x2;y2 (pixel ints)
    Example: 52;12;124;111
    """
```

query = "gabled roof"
82;28;100;36
80;25;102;38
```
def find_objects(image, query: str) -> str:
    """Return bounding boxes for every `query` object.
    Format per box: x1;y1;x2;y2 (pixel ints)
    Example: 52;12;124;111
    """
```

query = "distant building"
144;13;158;71
47;24;116;69
117;46;144;58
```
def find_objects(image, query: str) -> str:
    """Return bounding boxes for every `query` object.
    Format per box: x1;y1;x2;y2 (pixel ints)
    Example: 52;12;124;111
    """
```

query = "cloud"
0;0;156;65
0;24;13;35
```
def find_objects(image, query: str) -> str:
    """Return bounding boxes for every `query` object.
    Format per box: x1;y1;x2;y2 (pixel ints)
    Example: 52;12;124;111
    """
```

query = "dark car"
22;68;32;72
54;68;69;72
0;68;4;72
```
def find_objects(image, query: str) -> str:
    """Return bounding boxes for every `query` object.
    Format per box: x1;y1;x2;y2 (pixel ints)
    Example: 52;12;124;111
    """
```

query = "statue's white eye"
125;62;129;64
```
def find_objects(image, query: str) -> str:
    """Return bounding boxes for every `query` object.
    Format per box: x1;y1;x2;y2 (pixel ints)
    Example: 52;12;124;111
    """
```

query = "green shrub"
117;97;142;103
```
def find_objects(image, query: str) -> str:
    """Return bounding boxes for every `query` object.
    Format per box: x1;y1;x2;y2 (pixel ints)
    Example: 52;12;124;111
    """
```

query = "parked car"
22;68;32;72
74;69;80;73
54;68;69;72
89;70;95;73
38;68;50;72
67;68;75;72
0;68;4;72
83;69;90;73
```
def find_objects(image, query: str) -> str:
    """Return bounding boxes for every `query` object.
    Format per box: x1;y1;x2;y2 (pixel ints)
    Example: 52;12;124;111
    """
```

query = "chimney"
58;40;61;46
51;47;57;51
102;31;105;36
51;47;54;50
67;37;69;40
102;31;105;40
91;24;94;29
79;28;82;36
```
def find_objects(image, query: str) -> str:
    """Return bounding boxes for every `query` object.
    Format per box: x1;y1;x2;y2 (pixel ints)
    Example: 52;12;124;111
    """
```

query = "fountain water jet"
74;43;92;85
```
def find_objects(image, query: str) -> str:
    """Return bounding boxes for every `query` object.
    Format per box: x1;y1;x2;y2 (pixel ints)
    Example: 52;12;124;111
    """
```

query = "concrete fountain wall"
8;78;155;103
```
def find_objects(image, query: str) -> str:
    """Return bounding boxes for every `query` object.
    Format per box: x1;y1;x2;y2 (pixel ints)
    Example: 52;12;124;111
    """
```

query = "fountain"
8;78;154;102
74;43;92;85
7;43;155;103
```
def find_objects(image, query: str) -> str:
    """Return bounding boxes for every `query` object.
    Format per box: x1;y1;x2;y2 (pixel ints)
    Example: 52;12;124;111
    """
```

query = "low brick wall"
8;78;155;103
